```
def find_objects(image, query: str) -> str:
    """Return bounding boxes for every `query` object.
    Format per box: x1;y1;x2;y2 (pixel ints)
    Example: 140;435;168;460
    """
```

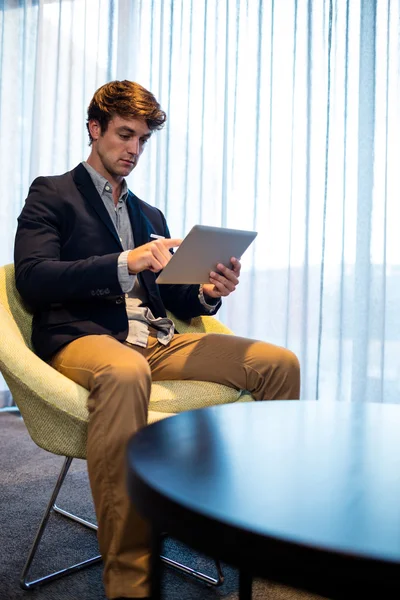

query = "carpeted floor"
0;413;328;600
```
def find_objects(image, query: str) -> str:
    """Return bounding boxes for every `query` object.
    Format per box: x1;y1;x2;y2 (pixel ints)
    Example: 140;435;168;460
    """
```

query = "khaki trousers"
51;330;300;599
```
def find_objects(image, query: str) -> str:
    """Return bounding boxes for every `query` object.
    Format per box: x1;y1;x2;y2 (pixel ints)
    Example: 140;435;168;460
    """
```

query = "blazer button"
115;297;124;304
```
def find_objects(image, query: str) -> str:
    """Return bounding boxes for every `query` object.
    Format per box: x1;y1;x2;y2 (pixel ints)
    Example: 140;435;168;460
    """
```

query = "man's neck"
86;156;124;205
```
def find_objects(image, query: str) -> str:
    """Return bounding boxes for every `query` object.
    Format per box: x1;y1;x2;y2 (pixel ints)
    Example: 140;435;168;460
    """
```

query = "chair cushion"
149;380;251;423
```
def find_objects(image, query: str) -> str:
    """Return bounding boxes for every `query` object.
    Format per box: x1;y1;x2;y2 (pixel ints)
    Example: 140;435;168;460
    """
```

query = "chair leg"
20;457;101;590
160;554;224;587
54;478;224;587
21;456;224;590
54;507;225;587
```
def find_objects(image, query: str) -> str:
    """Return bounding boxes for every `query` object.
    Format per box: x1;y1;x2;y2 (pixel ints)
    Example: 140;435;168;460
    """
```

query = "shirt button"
105;185;111;191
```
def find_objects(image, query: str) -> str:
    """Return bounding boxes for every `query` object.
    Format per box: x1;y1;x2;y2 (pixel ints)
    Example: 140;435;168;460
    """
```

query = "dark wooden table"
127;401;400;599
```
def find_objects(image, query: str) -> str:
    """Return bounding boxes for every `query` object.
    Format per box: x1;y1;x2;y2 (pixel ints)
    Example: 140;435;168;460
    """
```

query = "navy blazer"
14;163;219;360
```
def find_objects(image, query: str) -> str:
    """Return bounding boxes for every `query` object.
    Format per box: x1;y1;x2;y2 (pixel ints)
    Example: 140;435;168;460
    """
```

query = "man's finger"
152;243;174;265
230;257;241;273
160;238;182;248
215;264;239;285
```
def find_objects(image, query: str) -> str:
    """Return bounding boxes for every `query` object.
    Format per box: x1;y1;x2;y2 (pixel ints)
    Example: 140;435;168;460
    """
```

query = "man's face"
88;115;152;180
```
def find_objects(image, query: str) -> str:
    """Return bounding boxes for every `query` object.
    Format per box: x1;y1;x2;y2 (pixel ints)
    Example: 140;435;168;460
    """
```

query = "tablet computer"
155;225;257;284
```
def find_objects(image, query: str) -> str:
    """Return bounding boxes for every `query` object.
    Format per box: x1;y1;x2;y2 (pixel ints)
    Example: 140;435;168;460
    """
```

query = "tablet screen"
156;225;257;284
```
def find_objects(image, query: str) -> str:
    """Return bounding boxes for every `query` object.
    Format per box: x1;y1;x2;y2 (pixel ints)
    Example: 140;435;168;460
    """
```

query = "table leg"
239;570;253;600
150;528;162;600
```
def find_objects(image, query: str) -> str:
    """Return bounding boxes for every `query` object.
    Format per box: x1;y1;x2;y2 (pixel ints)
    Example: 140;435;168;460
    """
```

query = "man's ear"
88;119;101;142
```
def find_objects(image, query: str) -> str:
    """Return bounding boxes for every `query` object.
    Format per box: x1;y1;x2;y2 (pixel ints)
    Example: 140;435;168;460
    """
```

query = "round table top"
127;401;400;597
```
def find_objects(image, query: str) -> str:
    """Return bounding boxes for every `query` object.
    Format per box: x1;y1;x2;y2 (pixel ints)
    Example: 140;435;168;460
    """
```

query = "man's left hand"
202;257;241;299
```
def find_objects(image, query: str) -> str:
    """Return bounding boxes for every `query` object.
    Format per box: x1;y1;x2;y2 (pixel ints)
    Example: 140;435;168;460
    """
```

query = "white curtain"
1;0;399;404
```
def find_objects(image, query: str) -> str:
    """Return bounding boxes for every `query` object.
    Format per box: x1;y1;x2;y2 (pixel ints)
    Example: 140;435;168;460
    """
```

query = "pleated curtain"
0;0;399;404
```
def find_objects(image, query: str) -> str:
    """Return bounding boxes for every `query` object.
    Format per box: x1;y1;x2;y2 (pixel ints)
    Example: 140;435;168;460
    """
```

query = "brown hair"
86;80;167;144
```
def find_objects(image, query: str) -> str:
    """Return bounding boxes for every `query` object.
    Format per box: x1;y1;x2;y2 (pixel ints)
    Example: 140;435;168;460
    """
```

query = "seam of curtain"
315;0;333;399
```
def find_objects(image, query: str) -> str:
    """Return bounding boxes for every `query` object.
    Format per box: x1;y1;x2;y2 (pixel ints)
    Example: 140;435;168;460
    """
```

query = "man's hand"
202;257;241;299
127;238;182;274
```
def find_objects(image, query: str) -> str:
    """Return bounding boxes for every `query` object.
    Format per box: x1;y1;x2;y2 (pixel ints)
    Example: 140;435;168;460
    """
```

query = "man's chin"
113;164;135;177
119;163;135;174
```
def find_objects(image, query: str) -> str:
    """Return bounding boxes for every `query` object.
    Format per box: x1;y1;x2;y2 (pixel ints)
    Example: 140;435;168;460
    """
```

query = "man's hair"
86;80;167;144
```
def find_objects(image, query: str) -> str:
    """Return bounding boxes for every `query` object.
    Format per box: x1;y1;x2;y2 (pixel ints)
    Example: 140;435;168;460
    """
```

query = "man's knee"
252;342;299;373
102;354;151;387
90;351;152;412
251;342;300;400
277;347;300;378
271;347;300;400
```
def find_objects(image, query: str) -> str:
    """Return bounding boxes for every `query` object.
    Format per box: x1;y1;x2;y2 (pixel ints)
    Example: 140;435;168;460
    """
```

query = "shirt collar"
82;161;128;202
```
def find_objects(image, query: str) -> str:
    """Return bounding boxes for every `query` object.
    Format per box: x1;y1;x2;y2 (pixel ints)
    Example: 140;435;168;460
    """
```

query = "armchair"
0;263;252;590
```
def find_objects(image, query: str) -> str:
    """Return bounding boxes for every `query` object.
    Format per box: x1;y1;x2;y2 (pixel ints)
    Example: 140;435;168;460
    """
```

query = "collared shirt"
83;161;175;347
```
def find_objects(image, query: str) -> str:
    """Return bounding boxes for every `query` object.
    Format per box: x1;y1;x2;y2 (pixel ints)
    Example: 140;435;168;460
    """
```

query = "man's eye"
120;134;130;140
140;138;148;145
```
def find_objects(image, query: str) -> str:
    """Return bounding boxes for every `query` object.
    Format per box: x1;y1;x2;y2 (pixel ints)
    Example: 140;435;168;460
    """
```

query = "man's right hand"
127;238;182;275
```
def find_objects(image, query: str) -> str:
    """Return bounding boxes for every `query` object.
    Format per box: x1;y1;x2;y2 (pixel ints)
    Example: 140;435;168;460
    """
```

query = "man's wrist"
118;251;136;292
198;284;220;311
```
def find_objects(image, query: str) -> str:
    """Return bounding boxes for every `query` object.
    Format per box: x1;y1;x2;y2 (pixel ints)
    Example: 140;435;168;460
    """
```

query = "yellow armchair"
0;263;252;590
0;264;251;457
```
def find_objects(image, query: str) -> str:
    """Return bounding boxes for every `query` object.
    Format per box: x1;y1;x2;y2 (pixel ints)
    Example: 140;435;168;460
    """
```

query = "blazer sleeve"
14;176;123;308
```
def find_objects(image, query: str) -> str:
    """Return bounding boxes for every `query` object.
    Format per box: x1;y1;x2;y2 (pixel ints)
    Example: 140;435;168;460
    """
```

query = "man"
14;80;300;600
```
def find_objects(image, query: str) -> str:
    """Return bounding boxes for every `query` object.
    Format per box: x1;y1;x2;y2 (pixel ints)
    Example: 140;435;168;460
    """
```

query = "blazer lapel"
72;163;122;248
126;191;166;316
126;190;152;247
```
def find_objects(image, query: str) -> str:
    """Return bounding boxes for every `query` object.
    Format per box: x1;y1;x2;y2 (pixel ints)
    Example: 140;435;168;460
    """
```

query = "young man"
14;80;300;600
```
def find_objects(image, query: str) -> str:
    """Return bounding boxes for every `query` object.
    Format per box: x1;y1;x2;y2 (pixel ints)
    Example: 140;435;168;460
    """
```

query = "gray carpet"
0;413;327;600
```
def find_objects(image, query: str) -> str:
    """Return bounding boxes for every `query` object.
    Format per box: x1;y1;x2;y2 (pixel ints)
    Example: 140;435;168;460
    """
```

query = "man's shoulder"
30;166;78;189
26;166;84;212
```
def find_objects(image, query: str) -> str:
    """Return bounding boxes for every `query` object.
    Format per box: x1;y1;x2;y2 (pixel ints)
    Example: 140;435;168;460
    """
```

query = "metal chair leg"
54;475;225;587
54;505;225;587
21;456;224;590
20;457;101;590
160;554;224;587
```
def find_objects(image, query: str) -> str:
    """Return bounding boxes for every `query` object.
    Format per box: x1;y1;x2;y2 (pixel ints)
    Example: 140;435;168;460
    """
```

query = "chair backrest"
0;264;90;457
0;264;34;349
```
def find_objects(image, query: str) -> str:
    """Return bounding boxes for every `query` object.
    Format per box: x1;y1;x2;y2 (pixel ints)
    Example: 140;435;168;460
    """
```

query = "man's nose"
127;137;140;156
